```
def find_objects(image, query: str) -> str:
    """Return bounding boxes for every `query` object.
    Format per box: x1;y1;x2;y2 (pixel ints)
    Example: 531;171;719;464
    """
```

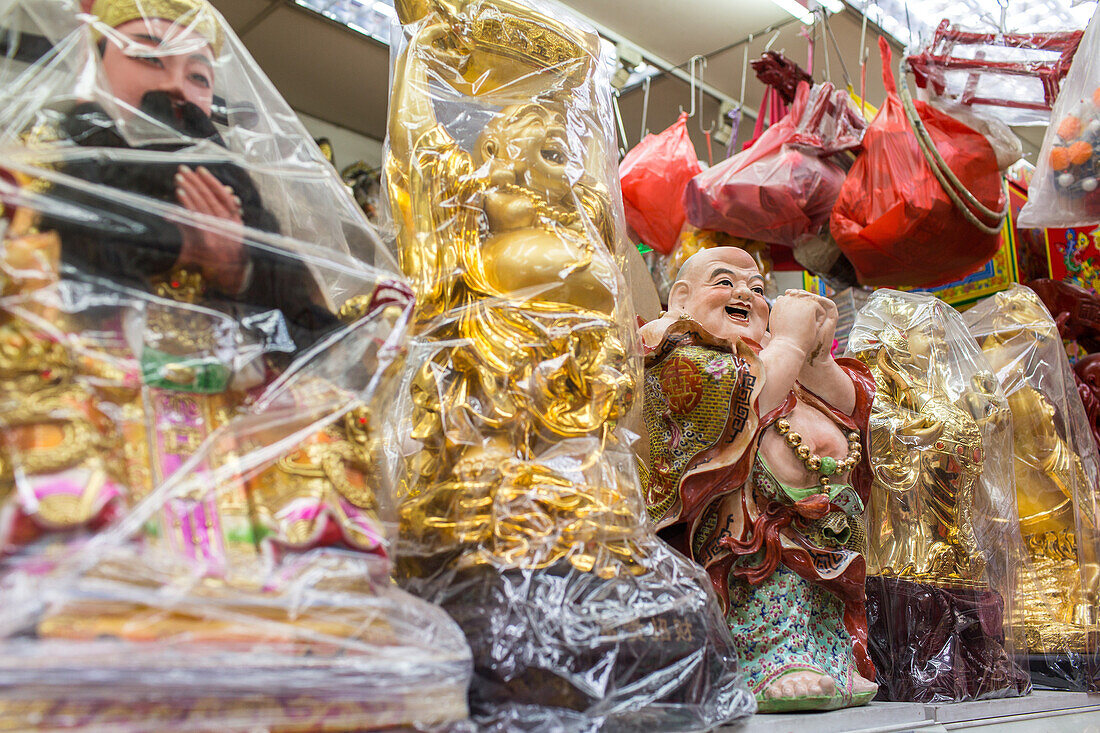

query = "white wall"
296;111;385;172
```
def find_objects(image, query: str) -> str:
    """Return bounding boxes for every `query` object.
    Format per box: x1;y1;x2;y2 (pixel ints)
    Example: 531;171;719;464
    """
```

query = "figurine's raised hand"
418;18;472;73
769;290;826;357
174;165;249;294
783;289;838;365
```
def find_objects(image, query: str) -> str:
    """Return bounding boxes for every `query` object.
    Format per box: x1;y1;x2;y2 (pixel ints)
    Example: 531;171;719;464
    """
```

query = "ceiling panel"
212;0;275;29
212;0;1046;164
560;0;790;63
215;0;392;139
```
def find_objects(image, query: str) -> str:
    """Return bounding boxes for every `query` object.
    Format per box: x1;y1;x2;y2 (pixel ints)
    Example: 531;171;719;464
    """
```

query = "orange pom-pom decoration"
1058;115;1083;141
1069;141;1093;165
1093;87;1100;107
1051;146;1071;171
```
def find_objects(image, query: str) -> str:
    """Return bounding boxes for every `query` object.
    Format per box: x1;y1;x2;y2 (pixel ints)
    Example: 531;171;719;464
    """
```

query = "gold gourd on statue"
386;0;644;577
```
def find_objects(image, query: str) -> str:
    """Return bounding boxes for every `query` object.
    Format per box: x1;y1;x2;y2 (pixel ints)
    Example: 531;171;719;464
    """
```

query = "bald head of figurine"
668;246;769;345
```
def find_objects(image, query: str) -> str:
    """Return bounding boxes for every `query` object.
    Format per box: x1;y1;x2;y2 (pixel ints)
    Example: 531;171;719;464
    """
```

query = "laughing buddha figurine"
966;285;1099;686
383;0;750;726
640;247;879;712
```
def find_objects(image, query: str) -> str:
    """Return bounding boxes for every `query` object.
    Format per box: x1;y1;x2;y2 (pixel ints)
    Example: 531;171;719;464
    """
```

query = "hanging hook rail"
765;28;782;52
739;33;752;108
697;57;715;134
639;76;652;143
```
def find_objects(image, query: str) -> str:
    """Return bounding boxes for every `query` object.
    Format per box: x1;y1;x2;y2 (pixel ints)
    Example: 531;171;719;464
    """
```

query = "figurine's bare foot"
764;670;836;700
852;674;878;696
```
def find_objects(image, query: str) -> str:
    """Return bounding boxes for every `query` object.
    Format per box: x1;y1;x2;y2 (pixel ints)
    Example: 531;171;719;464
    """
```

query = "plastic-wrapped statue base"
866;577;1030;702
402;552;745;730
0;563;472;732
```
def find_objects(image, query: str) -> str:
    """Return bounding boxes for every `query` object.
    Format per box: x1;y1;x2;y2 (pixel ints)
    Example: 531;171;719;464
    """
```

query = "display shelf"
722;691;1100;733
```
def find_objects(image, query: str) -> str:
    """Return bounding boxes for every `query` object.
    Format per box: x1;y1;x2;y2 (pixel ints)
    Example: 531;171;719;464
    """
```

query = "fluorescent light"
768;0;814;25
847;0;1093;47
816;0;845;12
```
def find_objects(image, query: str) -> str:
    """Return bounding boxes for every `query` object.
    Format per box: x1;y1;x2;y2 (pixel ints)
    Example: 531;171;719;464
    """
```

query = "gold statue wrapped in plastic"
965;285;1100;680
846;289;1029;702
386;0;637;575
855;319;989;583
384;0;752;726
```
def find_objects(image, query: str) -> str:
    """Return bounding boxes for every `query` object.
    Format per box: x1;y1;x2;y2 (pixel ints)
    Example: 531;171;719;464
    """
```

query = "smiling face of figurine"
668;247;769;344
100;17;216;117
476;103;572;204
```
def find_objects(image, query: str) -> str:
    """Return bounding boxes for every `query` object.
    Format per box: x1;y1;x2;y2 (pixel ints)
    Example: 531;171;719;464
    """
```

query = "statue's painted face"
670;247;769;344
479;106;571;204
101;17;215;117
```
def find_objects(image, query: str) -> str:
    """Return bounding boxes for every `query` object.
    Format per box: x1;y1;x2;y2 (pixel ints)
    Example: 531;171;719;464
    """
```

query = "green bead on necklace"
774;418;862;490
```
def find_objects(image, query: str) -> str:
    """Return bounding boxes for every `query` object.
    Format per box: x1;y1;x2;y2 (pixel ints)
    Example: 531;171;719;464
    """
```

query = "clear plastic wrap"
964;285;1100;691
845;289;1031;702
907;21;1084;128
0;0;472;729
683;81;864;249
1019;5;1100;229
382;0;754;729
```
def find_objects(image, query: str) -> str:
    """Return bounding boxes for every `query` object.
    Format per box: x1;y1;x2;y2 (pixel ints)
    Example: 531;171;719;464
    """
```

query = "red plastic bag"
831;38;1005;288
619;112;701;255
683;81;863;248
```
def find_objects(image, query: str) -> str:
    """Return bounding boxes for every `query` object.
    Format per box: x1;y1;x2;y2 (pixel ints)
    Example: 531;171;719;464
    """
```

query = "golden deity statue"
846;290;1029;702
384;0;751;725
965;285;1100;669
386;0;639;576
850;301;993;583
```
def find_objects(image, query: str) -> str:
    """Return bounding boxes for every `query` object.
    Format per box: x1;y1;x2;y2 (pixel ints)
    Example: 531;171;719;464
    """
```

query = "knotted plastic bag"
683;80;863;248
1020;5;1100;228
831;38;1005;288
619;112;701;255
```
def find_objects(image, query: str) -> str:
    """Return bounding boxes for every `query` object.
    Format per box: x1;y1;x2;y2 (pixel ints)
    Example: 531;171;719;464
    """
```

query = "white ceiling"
562;0;789;63
212;0;1051;163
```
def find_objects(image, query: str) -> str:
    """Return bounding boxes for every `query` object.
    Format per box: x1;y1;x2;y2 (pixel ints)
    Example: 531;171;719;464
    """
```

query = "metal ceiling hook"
697;56;715;134
679;54;704;117
612;88;628;158
739;33;752;108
